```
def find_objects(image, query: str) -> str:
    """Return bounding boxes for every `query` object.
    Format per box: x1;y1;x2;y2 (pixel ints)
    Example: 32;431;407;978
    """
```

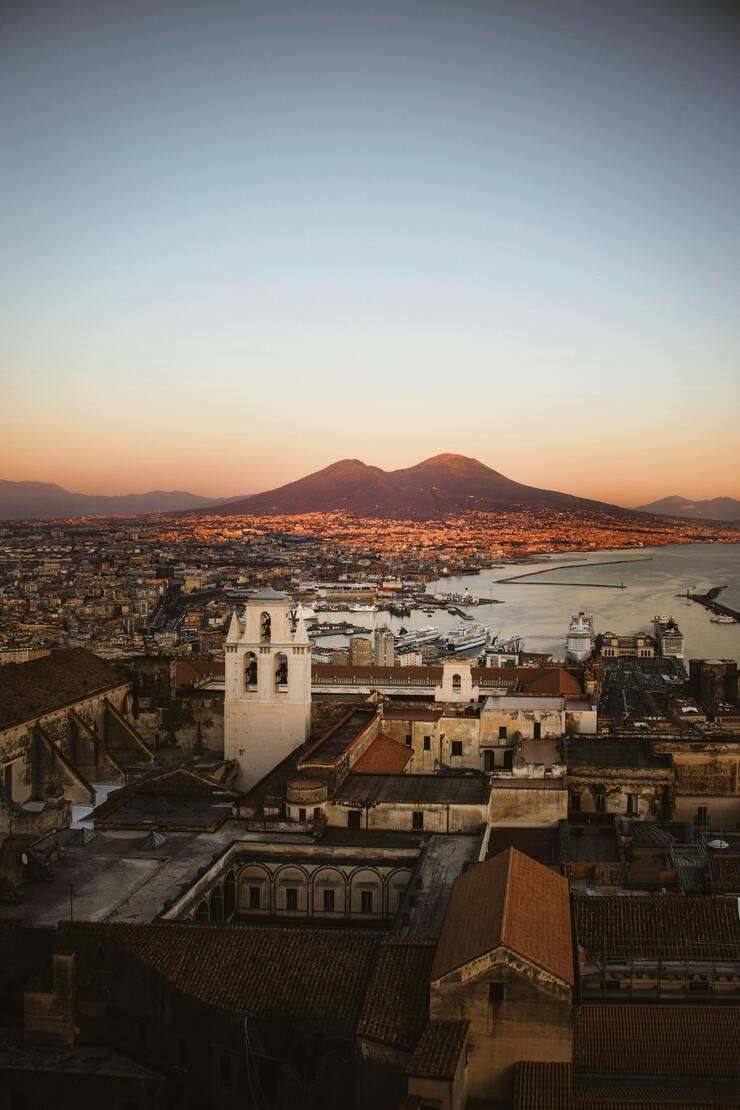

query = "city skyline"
2;1;740;503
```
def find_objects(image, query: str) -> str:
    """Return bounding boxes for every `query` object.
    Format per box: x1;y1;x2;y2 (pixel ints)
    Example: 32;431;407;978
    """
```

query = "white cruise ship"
444;622;489;653
566;612;594;662
394;626;441;653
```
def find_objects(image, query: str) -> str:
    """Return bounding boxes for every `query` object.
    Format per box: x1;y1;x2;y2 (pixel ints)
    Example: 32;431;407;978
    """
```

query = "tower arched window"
260;611;271;643
245;652;258;689
452;673;462;690
275;652;288;690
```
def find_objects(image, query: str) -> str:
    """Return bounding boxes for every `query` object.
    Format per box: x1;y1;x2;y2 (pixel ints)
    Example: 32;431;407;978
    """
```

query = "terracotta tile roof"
175;659;224;688
709;853;740;895
62;922;381;1040
520;669;583;696
406;1020;468;1080
575;1005;740;1080
573;894;740;960
353;734;414;775
431;847;573;987
357;939;436;1051
514;1061;735;1108
515;1061;572;1109
0;648;127;730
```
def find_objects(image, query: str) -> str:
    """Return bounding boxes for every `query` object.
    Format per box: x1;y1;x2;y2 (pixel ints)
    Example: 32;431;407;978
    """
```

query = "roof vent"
70;828;97;847
142;831;168;850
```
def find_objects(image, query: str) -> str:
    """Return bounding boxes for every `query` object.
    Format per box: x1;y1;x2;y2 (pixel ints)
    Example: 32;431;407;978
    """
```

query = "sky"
1;0;739;506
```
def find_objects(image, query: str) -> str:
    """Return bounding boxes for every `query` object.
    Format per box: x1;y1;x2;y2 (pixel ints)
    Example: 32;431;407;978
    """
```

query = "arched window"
245;651;257;689
452;673;462;690
260;611;271;643
224;870;236;919
275;652;288;690
210;886;224;923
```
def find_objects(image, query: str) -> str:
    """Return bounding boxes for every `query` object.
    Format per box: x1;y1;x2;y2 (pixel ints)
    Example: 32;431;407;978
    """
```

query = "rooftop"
431;847;573;987
406;1020;469;1081
573;894;740;960
352;733;414;775
0;648;127;730
334;773;490;807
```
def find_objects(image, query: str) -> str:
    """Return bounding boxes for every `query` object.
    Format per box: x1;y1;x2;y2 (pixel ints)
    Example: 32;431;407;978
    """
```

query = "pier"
498;556;652;588
685;585;740;623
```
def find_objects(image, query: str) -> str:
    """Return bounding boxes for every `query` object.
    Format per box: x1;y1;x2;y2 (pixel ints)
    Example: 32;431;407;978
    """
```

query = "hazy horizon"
2;1;739;502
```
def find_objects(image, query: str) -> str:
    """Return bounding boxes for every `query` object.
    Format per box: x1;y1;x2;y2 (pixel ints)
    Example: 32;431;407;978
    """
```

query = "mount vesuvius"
199;454;637;521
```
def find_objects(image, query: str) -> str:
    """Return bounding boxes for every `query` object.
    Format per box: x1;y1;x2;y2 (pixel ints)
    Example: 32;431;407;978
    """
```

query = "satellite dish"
21;852;29;866
708;839;729;850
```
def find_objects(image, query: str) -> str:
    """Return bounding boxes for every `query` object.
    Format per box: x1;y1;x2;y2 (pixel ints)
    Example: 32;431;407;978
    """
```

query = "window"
533;722;542;740
275;652;288;689
595;792;606;814
348;809;362;829
313;807;322;820
627;793;639;816
405;733;412;746
360;889;374;914
323;889;335;912
249;885;261;910
245;652;257;688
285;887;298;911
412;810;424;830
3;762;13;802
484;750;494;772
498;725;507;739
695;805;709;827
298;807;306;822
423;735;431;751
570;791;581;812
451;740;462;757
260;611;271;642
452;673;462;689
489;982;504;1004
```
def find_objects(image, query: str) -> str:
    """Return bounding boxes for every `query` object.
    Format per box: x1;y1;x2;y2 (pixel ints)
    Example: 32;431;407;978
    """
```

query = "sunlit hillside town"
0;511;738;1108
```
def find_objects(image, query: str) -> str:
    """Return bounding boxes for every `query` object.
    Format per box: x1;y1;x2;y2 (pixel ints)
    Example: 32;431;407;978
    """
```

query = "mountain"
198;453;636;520
0;480;222;520
635;495;740;522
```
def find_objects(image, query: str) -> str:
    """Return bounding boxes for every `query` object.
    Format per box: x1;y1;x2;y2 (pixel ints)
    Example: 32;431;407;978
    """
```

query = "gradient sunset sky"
2;0;739;505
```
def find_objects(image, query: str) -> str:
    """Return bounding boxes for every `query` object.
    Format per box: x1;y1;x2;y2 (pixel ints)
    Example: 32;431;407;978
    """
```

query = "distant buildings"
373;625;395;667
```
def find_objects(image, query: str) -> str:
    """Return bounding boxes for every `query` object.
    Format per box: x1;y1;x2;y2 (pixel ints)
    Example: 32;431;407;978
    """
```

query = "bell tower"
224;588;312;790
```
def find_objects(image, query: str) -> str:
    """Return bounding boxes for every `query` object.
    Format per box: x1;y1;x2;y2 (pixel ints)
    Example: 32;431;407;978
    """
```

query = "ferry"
394;626;441;653
444;622;489;653
349;604;378;613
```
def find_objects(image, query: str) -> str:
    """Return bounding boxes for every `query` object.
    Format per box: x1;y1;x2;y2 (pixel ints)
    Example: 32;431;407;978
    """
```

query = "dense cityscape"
3;1;740;1107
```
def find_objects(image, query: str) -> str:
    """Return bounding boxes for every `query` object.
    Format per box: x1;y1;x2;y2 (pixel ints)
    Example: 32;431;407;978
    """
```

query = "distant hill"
197;453;638;521
635;495;740;522
0;480;222;520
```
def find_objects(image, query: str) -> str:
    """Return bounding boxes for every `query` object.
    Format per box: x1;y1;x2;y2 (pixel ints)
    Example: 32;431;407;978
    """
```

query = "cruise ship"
394;626;441;653
444;622;489;653
566;612;594;662
349;603;378;613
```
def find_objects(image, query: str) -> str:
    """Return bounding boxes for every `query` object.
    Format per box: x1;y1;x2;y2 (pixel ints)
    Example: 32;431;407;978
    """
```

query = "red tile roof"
574;894;740;960
575;1005;740;1080
356;939;436;1051
406;1020;468;1080
353;734;413;775
63;923;381;1040
431;847;573;988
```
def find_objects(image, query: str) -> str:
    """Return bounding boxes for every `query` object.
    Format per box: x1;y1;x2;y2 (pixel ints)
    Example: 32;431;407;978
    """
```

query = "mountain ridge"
635;494;740;522
0;479;222;520
196;453;641;521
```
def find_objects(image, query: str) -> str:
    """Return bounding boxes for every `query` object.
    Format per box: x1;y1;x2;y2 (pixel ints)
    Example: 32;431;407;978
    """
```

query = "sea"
314;543;740;662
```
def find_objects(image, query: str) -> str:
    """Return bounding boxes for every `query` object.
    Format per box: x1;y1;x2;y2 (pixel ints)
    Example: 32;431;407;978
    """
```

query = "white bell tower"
224;588;312;790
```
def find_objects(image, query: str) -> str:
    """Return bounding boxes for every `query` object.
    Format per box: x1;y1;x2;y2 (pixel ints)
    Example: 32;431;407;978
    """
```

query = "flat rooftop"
334;773;490;807
1;823;311;927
